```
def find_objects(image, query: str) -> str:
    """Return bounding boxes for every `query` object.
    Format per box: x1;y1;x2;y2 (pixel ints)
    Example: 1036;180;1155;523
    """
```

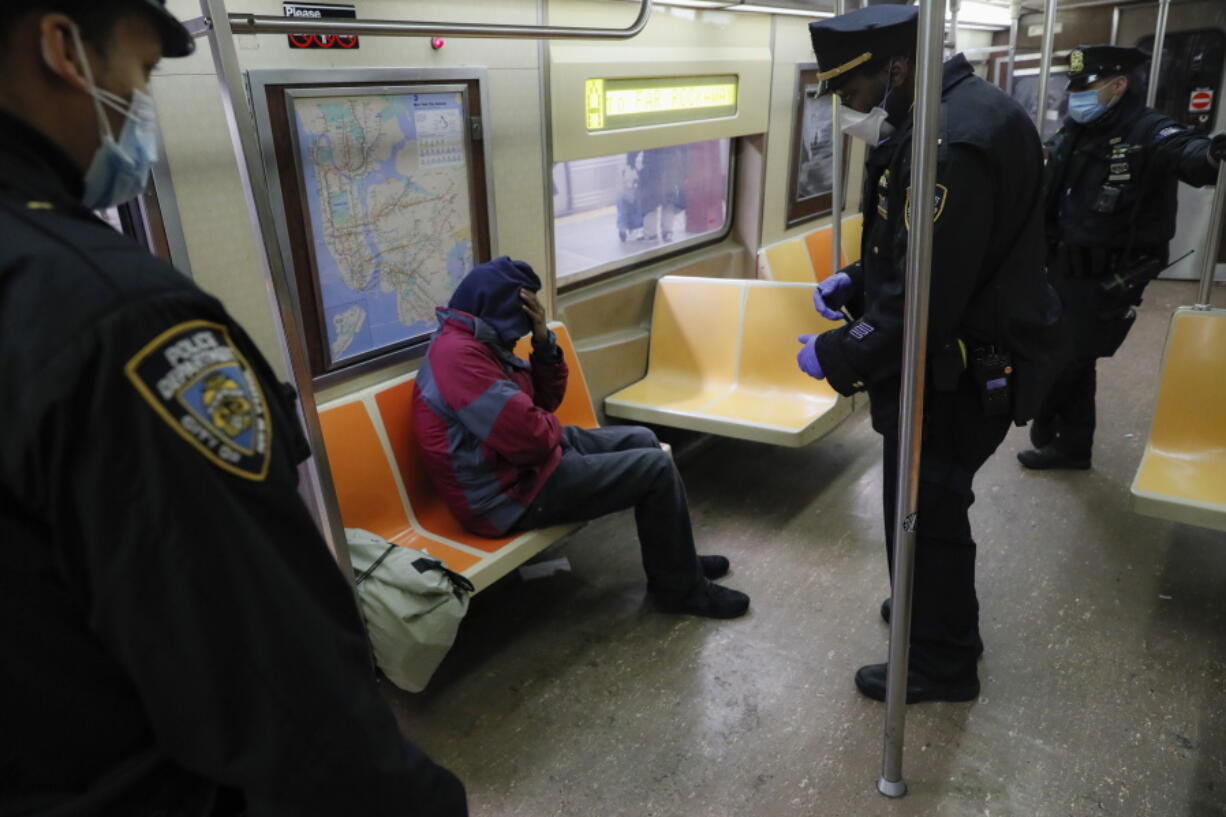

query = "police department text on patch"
125;321;273;481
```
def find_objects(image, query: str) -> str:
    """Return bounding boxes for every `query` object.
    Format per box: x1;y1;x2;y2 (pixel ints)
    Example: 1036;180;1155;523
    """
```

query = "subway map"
293;90;474;364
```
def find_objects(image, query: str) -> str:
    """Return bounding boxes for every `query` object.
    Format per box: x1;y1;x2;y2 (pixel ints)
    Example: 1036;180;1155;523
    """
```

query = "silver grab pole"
1146;0;1171;108
878;0;945;798
198;0;352;578
227;0;651;40
947;0;960;57
1034;0;1058;134
1006;0;1020;96
1195;162;1226;310
831;0;846;276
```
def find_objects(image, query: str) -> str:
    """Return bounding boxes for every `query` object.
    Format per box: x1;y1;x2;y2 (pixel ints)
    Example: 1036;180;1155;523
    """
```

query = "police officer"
1018;45;1226;470
801;6;1061;702
0;2;466;814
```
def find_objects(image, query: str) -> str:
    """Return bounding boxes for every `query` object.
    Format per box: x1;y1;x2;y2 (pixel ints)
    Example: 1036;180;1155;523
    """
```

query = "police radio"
970;347;1012;417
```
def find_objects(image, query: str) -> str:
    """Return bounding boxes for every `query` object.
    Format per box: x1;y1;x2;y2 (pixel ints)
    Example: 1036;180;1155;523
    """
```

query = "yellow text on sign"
585;79;606;130
604;83;738;117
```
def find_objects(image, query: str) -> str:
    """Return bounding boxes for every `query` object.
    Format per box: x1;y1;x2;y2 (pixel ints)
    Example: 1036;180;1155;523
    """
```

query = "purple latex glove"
796;334;825;380
813;271;853;321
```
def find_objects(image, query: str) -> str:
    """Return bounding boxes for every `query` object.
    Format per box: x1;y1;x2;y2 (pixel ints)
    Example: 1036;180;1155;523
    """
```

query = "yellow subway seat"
1131;308;1226;532
761;239;815;283
841;214;864;265
606;277;856;447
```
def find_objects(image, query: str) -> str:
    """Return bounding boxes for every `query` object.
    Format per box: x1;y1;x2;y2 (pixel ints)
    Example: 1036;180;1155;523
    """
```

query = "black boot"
854;663;980;703
1017;445;1091;470
654;579;749;619
880;598;984;658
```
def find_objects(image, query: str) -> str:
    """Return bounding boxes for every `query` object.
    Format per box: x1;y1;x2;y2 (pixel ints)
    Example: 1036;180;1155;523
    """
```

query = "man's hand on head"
521;289;549;345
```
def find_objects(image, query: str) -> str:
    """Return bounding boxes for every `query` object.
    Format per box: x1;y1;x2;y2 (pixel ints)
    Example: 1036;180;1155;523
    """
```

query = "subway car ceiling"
144;0;1223;410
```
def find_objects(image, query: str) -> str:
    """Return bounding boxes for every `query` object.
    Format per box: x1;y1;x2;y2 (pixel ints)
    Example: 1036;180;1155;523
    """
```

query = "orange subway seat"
804;224;846;282
318;398;482;573
317;401;412;543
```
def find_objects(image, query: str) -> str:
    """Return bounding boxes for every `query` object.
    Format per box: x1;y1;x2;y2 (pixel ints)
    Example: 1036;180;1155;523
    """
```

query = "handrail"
830;0;845;278
223;0;652;40
1195;161;1226;310
1033;0;1058;134
878;0;946;799
1145;0;1170;107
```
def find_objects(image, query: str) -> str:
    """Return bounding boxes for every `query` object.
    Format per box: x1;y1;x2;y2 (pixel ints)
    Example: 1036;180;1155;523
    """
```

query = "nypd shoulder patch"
904;184;949;231
125;320;273;481
1155;125;1185;141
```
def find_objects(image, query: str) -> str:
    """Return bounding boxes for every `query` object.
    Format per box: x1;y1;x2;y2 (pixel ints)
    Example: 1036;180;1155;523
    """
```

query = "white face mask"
840;105;895;145
838;65;898;145
69;25;161;210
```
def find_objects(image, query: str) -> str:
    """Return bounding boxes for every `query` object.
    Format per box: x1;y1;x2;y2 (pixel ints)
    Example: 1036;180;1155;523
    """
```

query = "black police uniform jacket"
815;55;1061;432
0;112;466;817
1047;88;1216;262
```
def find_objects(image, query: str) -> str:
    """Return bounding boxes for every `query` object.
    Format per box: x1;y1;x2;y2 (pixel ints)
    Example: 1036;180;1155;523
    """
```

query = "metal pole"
878;0;945;798
226;0;651;40
1034;0;1058;134
831;0;845;275
1006;0;1020;96
1195;162;1226;310
1146;0;1171;108
199;0;353;579
1109;5;1121;45
947;0;960;57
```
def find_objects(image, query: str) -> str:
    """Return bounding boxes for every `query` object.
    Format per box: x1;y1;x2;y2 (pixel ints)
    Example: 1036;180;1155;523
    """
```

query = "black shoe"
699;555;730;580
1017;445;1091;470
618;229;628;241
854;663;980;703
880;598;984;658
655;579;749;619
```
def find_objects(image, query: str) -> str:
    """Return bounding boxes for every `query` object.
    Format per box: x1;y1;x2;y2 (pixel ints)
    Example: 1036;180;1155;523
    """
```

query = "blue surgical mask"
1068;89;1109;124
71;26;161;209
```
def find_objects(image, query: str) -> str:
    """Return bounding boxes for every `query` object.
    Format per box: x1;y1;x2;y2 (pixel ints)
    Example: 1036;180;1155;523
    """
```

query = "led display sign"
584;75;739;132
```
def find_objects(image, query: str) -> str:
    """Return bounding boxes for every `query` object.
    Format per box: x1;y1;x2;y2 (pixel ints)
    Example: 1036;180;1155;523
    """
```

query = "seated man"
413;258;749;619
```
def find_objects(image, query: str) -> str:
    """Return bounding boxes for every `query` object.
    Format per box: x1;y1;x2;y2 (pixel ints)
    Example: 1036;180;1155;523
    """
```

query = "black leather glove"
1211;132;1226;162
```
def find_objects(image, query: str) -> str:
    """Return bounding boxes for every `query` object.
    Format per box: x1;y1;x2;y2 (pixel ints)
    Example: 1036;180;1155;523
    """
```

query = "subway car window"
1012;65;1069;142
553;138;732;284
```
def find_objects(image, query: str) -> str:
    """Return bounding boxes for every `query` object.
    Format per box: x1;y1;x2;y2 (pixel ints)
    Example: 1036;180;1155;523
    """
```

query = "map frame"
785;64;849;230
249;68;495;385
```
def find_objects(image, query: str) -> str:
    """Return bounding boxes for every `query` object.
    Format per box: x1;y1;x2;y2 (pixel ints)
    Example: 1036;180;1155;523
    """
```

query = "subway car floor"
382;279;1226;817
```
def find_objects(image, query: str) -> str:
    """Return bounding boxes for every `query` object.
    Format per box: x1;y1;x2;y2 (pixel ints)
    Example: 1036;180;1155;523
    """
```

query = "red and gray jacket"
412;308;568;536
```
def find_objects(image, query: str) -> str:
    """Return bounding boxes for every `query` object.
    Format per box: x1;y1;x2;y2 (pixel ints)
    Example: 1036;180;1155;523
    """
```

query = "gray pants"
513;426;703;597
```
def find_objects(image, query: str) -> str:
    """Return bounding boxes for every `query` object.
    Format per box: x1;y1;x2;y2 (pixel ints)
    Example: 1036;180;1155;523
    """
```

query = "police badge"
126;320;273;481
1069;49;1084;74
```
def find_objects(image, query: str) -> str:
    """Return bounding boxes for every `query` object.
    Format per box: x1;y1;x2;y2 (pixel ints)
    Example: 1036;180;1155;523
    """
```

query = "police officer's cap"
14;0;194;58
809;5;918;94
1066;45;1147;91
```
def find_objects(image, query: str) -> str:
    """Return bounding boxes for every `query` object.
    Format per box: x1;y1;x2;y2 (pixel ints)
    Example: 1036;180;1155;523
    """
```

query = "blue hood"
448;257;541;344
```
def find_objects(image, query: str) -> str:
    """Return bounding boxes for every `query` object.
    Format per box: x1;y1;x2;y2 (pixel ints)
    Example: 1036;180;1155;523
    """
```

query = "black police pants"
513;425;703;597
880;376;1011;682
1032;359;1097;458
1034;272;1141;458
